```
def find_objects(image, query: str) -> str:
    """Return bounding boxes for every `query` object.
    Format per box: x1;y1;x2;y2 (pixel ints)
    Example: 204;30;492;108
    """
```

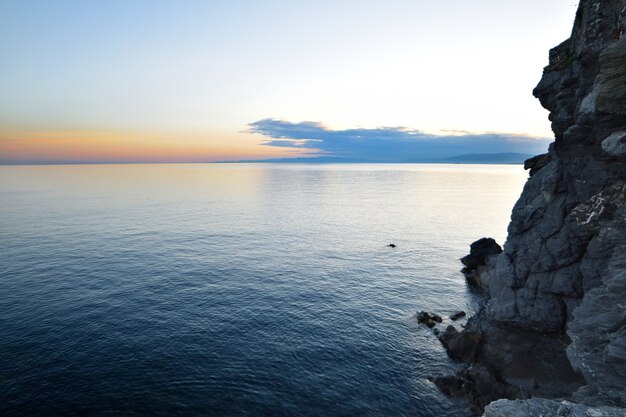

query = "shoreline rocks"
460;238;502;287
416;311;442;328
450;311;466;321
483;399;626;417
460;238;502;271
438;325;482;363
434;312;585;414
432;1;626;415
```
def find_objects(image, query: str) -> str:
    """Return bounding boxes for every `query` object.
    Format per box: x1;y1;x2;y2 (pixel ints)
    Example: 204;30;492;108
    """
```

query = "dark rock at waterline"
431;374;466;397
460;238;502;287
450;311;466;321
435;316;585;415
387;243;396;248
417;311;442;323
439;325;482;363
461;268;482;287
460;238;502;270
417;311;442;328
433;365;518;416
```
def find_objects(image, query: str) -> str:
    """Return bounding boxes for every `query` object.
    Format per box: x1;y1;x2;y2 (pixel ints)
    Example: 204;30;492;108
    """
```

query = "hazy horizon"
0;1;576;164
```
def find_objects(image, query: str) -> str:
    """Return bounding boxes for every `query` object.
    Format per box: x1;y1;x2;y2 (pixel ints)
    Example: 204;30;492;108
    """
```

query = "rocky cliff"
435;0;626;414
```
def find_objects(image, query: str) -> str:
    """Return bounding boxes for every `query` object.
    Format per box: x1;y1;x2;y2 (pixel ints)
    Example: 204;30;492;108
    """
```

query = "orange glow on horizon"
0;127;310;163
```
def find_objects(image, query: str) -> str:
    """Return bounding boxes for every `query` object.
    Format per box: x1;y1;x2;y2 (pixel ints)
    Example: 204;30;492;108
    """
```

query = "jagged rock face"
478;0;626;406
483;398;626;417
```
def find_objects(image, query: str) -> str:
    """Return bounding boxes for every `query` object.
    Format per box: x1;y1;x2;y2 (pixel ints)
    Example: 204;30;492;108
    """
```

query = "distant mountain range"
220;152;535;164
438;153;534;164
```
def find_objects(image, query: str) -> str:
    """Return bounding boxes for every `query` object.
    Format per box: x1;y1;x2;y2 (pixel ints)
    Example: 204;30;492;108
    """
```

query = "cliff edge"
436;1;626;414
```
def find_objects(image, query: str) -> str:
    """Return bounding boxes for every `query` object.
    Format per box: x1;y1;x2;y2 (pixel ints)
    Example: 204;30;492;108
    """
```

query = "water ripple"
0;163;526;417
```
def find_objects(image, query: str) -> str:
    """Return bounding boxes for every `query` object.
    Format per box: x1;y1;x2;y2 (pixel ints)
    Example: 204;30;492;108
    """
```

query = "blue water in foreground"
0;164;526;417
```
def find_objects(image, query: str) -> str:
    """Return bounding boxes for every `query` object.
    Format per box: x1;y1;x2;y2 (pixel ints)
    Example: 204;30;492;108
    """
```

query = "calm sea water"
0;163;526;417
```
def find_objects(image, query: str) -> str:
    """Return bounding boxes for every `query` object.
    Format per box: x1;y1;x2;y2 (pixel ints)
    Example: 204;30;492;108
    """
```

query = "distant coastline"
218;152;533;164
0;155;531;166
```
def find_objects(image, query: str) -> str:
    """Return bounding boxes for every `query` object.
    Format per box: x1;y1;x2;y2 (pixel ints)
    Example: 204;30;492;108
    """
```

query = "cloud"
247;119;551;162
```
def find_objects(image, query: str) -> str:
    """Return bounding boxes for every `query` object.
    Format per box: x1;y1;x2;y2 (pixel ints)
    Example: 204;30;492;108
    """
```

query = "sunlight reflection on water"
0;163;526;417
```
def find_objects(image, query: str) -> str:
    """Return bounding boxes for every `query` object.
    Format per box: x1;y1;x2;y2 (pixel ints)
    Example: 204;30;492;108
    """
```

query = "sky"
0;0;578;164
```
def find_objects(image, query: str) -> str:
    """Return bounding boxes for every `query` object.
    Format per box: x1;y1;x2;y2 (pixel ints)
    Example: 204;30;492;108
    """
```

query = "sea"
0;163;527;417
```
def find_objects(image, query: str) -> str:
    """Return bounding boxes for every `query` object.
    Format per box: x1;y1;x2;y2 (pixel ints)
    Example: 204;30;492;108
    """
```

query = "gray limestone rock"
482;399;626;417
602;132;626;156
484;0;626;401
435;0;626;413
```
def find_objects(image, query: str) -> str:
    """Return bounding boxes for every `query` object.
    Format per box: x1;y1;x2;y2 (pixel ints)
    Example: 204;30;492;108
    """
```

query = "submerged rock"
450;311;466;321
417;311;443;328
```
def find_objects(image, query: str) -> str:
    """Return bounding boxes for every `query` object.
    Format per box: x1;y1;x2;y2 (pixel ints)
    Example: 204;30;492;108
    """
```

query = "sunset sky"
0;0;576;164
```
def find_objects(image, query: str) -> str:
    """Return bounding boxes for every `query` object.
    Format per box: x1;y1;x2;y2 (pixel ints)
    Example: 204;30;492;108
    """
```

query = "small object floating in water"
388;243;396;248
